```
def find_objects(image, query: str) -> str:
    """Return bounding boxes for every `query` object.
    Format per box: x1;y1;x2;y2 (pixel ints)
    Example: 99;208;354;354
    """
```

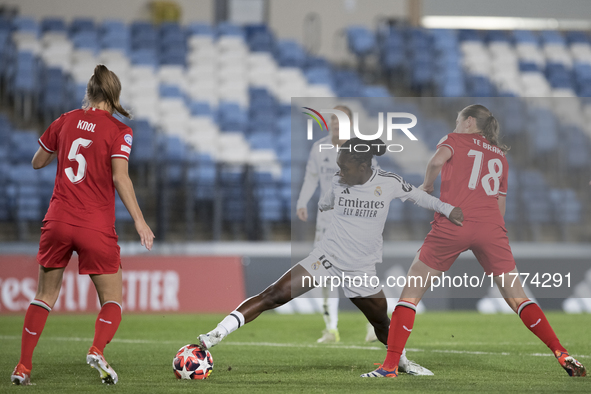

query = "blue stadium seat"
565;31;589;44
187;153;217;200
216;22;244;38
130;48;158;66
540;30;566;45
13;16;39;35
275;40;306;68
549;189;582;224
159;84;184;98
512;30;538;44
486;30;510;43
187;22;214;36
563;126;590;170
458;29;482;42
129;120;156;164
70;18;95;34
189;101;214;117
347;26;376;57
41;18;67;33
10;131;39;164
218;102;248;132
246;25;275;52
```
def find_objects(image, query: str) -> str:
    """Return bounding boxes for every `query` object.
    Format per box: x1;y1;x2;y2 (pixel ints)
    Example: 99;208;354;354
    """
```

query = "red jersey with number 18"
433;132;508;227
38;108;133;233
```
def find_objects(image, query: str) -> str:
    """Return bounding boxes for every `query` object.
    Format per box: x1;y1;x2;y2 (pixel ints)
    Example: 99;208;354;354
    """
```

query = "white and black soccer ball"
173;344;213;380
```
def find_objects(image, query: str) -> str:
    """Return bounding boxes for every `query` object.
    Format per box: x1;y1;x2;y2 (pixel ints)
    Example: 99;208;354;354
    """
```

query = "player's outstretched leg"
198;263;314;350
12;266;64;386
362;255;439;378
495;270;586;377
351;291;431;376
318;286;340;343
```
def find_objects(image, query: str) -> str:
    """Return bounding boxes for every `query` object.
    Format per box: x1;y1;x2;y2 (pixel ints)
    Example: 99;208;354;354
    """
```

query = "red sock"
383;300;417;370
518;300;566;355
19;300;51;370
92;301;122;353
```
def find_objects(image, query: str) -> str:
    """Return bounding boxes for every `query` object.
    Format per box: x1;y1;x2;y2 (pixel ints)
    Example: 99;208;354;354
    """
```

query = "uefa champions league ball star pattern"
173;344;213;380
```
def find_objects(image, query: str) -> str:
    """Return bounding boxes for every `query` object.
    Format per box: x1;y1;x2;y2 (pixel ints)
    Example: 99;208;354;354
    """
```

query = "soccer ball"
173;344;213;380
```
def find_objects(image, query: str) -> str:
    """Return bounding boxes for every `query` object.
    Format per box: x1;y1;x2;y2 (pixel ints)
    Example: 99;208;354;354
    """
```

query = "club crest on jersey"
374;186;382;196
124;134;133;145
311;261;321;270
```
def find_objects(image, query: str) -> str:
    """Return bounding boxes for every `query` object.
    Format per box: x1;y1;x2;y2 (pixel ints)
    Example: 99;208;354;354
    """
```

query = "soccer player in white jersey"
196;138;463;375
297;105;378;344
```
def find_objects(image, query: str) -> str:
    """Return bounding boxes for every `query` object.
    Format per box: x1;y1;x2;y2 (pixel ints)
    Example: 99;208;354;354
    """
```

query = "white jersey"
296;135;340;211
317;169;455;271
296;135;378;238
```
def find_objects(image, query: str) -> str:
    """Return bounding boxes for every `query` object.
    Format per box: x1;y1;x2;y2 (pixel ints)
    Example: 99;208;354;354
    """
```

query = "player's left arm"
112;158;155;250
32;147;57;169
420;146;452;194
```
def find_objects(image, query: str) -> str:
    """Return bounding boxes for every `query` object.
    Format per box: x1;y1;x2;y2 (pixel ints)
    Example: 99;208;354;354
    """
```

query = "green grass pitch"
1;311;589;393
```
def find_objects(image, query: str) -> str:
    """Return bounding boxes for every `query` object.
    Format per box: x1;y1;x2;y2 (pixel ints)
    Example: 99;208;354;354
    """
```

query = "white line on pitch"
0;336;587;359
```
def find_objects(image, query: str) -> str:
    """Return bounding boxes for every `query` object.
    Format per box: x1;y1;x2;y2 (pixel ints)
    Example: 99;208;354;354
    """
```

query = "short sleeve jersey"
38;108;133;233
435;133;508;227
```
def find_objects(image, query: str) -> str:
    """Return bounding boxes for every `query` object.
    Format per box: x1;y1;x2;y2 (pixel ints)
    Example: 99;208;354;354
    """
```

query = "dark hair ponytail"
340;137;386;165
84;64;131;119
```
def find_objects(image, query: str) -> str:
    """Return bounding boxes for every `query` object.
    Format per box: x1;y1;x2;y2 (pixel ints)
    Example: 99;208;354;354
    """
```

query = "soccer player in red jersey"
11;65;155;386
362;104;586;378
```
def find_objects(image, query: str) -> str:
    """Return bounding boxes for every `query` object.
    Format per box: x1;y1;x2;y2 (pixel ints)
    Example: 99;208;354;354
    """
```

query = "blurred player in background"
296;105;378;344
11;65;155;386
363;104;586;378
198;137;463;375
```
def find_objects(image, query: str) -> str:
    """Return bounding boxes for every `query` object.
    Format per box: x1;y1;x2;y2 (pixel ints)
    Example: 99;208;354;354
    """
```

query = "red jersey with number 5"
434;132;508;227
38;108;133;233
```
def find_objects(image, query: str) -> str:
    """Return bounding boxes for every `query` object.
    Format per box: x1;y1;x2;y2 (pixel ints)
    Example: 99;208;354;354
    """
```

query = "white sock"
215;311;245;338
327;296;339;331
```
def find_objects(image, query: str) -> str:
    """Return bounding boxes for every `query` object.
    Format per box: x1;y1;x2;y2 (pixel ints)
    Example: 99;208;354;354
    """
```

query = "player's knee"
34;290;60;308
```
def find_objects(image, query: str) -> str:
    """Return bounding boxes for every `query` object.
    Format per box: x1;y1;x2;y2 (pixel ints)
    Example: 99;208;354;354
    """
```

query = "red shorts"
37;221;121;275
419;220;516;276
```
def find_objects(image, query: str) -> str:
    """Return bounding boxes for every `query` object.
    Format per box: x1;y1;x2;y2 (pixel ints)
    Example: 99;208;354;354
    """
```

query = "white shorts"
298;248;381;299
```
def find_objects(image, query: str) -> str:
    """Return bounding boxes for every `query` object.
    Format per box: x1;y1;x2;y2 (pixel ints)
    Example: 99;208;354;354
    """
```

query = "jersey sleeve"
296;145;320;209
499;157;509;196
436;133;455;156
318;175;336;211
385;173;415;202
110;127;133;161
406;187;455;218
38;114;66;153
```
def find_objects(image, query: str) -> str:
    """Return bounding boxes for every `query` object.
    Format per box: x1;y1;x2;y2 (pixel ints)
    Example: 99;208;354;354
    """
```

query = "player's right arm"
34;113;64;169
112;158;155;250
296;145;320;221
420;146;452;194
32;147;56;169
